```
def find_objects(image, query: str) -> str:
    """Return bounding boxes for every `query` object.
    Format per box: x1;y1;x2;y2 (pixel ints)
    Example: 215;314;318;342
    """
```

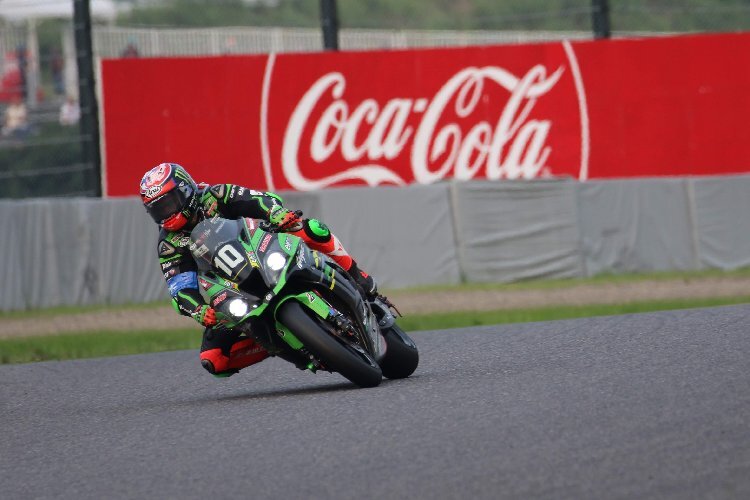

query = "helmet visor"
144;184;193;224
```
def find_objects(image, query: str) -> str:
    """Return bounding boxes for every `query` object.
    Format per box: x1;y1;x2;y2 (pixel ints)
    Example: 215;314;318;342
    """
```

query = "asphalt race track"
2;305;749;499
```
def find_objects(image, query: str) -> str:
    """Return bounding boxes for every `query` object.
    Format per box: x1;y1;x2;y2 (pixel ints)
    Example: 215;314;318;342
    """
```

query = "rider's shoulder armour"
197;184;227;218
200;183;275;217
158;227;192;258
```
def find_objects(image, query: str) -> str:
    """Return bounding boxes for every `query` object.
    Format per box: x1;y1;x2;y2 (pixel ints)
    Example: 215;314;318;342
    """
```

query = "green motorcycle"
189;217;419;388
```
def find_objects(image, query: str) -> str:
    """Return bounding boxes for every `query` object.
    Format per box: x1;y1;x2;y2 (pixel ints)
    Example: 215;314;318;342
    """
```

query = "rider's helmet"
140;163;200;231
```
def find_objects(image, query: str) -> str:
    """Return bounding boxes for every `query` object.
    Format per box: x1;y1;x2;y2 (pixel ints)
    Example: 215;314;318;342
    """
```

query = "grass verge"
0;330;199;365
3;267;750;320
2;295;749;365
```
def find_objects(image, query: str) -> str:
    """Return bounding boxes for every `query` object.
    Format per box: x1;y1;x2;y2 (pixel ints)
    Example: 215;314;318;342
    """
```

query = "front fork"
290;247;373;333
264;247;388;368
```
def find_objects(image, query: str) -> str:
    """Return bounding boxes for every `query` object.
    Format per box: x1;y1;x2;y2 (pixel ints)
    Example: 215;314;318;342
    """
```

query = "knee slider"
201;358;217;374
201;359;237;378
303;219;332;243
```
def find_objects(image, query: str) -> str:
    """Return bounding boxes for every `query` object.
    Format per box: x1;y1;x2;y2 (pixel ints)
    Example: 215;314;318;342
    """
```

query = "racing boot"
347;260;378;300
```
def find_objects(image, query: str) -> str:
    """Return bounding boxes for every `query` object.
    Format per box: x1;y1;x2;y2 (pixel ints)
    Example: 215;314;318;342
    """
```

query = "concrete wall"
1;175;748;311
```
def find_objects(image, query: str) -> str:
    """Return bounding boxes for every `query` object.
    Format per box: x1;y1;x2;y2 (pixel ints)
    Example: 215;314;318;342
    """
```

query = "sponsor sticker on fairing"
259;234;272;252
212;292;228;307
189;243;210;258
175;236;191;247
247;250;259;268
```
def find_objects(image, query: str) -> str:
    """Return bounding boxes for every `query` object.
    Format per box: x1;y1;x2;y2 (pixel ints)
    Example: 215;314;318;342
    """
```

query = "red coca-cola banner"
101;32;750;196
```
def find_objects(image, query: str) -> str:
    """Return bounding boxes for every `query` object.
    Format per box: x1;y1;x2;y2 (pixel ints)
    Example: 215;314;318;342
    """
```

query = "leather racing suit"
158;183;364;377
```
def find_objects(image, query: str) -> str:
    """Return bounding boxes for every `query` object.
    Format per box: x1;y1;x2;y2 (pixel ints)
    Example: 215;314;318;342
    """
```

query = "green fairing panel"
272;292;333;351
170;297;180;314
198;223;323;352
291;291;332;319
198;273;256;328
278;233;301;257
250;229;265;247
273;323;304;350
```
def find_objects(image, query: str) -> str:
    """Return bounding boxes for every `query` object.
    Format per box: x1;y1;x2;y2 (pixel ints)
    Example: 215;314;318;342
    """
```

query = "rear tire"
276;301;382;388
380;324;419;379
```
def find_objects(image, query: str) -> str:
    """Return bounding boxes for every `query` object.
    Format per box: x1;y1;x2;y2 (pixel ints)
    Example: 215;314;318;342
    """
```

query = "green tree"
114;0;750;32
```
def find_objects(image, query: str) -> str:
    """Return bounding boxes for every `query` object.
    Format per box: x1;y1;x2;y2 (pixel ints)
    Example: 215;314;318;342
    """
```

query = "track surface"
2;306;749;499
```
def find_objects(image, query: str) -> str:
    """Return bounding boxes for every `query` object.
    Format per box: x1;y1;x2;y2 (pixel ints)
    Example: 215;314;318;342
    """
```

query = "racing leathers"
158;183;373;377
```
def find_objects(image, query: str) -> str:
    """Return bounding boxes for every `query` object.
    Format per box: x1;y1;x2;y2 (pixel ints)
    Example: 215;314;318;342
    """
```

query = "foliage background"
117;0;750;32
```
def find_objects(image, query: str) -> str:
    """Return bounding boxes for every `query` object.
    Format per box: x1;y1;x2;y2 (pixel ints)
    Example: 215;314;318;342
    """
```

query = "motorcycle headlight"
227;298;249;318
266;252;287;271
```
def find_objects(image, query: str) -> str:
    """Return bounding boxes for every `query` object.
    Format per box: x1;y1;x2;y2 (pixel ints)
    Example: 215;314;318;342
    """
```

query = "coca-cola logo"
275;52;587;191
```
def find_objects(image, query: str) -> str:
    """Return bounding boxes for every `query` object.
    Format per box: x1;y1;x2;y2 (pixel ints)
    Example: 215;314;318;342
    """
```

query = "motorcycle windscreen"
190;218;255;282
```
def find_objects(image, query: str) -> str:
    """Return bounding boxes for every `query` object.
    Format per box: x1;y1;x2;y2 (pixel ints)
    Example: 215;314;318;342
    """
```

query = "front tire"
380;324;419;379
276;301;382;388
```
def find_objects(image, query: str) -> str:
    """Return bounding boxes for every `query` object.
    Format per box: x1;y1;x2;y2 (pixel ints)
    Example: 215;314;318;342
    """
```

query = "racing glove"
269;205;302;230
191;305;217;327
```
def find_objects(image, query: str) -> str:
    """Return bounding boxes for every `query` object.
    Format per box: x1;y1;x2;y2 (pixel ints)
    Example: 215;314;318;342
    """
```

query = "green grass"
0;301;171;320
0;329;199;365
397;296;750;331
3;295;749;365
393;266;750;294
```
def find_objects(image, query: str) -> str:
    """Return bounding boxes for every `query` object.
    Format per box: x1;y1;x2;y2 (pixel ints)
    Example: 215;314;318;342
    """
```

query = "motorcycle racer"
140;162;378;378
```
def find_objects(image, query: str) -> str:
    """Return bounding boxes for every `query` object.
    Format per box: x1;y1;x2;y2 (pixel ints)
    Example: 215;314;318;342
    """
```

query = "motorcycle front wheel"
379;324;419;379
276;301;382;388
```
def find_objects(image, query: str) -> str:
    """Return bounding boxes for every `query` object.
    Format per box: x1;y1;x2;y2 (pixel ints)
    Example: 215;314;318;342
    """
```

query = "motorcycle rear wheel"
276;301;382;388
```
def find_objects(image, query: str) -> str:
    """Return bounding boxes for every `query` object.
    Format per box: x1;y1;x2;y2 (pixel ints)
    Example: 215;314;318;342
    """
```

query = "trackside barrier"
450;180;584;283
1;175;749;311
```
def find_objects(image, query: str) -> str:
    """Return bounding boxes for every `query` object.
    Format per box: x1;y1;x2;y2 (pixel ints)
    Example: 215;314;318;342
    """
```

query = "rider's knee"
200;349;237;378
201;359;238;378
302;218;332;243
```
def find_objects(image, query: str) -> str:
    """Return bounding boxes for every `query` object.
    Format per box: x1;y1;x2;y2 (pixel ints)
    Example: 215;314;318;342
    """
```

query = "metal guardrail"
91;26;594;58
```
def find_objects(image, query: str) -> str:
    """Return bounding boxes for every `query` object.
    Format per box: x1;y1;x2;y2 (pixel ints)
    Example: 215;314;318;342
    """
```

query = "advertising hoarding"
101;32;750;196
